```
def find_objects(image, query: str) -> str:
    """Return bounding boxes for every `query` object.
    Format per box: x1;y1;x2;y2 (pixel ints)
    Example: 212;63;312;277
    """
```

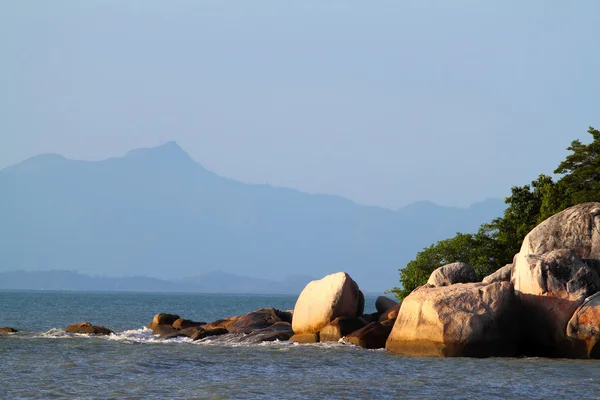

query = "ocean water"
1;291;600;399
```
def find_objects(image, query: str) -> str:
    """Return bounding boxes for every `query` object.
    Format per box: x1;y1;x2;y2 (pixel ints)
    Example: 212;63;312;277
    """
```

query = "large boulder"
319;317;365;342
519;202;600;260
482;264;512;284
427;262;478;287
386;282;519;357
512;249;600;356
65;322;114;336
566;291;600;358
292;272;363;335
227;308;290;334
378;303;401;323
375;296;398;314
344;320;394;349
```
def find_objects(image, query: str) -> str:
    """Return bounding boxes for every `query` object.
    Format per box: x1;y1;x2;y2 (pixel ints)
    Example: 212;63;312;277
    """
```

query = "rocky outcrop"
566;291;600;358
0;327;18;334
519;202;600;260
227;308;291;334
147;313;181;334
482;264;512;284
386;282;519;357
319;317;365;342
292;272;363;338
512;249;600;356
427;262;478;287
344;320;394;349
65;322;114;335
375;296;398;314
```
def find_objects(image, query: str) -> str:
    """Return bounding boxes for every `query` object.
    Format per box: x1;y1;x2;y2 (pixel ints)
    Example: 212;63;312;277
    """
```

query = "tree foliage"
388;127;600;301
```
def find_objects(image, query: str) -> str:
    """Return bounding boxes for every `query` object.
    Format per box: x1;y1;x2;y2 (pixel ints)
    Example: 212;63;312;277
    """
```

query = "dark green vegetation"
389;127;600;300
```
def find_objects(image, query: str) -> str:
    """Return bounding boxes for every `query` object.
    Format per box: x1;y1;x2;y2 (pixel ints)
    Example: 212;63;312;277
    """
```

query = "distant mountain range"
0;270;313;294
0;142;506;292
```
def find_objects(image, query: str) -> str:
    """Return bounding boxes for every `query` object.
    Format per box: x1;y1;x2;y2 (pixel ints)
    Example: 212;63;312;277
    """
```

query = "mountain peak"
124;141;193;163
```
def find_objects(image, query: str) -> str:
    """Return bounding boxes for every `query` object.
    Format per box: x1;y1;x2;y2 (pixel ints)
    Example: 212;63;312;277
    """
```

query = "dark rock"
344;321;393;349
0;327;18;334
172;318;206;330
319;317;365;342
358;312;381;325
375;296;398;314
65;322;113;336
191;327;229;341
357;290;365;317
378;303;401;323
227;308;289;334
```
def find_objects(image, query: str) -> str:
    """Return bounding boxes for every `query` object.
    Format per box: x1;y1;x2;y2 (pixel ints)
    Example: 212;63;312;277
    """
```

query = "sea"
1;291;599;400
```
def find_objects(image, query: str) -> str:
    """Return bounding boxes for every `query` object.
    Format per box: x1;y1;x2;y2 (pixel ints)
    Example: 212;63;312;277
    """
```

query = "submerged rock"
65;322;113;336
292;272;363;337
386;282;519;357
427;262;478;287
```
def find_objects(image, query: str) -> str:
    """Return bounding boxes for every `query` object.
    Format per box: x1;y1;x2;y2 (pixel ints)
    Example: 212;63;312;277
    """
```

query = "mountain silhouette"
0;142;505;291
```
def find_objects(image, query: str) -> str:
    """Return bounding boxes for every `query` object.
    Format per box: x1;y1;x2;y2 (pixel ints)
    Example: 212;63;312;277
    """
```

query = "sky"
1;1;599;209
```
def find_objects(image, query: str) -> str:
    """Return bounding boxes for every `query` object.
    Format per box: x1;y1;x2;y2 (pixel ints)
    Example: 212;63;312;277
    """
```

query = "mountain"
0;270;313;294
0;142;506;292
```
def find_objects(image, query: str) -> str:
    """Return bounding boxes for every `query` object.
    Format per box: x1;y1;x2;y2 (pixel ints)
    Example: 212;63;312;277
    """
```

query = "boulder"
0;327;18;334
292;272;362;335
427;262;478;287
358;312;381;325
191;327;229;341
567;291;600;358
344;320;394;349
147;313;181;333
202;316;241;331
239;322;294;343
512;249;600;356
227;308;290;334
319;317;365;342
519;202;600;260
65;322;113;336
172;318;206;330
385;282;520;357
290;332;320;343
378;303;401;323
482;264;513;284
375;296;398;314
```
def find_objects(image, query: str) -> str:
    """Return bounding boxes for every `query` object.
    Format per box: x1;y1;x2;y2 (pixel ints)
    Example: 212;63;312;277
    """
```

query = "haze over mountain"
0;143;505;292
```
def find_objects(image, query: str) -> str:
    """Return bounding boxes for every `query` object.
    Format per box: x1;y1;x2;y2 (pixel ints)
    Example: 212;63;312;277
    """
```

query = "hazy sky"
2;1;599;208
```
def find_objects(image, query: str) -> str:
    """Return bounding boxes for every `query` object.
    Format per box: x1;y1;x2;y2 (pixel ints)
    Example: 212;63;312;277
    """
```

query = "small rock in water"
65;322;113;336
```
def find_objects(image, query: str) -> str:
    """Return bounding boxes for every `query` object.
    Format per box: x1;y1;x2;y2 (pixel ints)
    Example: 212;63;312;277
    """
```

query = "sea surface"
1;291;600;399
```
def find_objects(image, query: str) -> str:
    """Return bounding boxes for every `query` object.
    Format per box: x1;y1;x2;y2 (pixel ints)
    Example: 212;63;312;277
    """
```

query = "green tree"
389;127;600;301
554;126;600;207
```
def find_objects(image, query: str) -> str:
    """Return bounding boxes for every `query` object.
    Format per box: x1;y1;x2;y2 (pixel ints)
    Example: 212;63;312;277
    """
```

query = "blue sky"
1;1;599;208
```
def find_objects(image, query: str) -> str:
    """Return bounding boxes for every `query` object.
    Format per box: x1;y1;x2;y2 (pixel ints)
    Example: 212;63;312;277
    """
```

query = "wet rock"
65;322;113;336
0;327;18;334
319;317;365;342
191;327;229;341
172;318;206;330
290;332;320;343
512;249;600;356
292;272;362;335
386;282;520;357
375;296;398;314
482;264;512;284
567;291;600;358
427;262;478;287
344;320;394;349
227;308;290;334
147;313;181;333
202;316;240;331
